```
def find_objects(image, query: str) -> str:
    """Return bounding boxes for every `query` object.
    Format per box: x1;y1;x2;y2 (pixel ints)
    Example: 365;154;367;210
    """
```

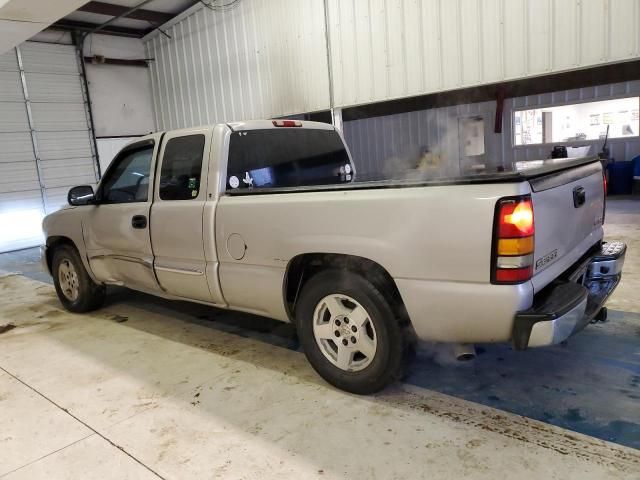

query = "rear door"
529;160;605;292
84;136;161;292
150;128;220;303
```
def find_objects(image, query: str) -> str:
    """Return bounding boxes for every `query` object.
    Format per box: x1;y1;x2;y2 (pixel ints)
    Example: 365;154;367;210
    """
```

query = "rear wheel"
52;245;105;313
296;269;407;394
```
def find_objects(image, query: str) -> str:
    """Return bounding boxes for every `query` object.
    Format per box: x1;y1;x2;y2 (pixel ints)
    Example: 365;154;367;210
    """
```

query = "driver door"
83;135;161;293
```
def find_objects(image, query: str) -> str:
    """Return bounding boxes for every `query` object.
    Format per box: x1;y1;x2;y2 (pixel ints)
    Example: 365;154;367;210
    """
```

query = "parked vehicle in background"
42;120;626;394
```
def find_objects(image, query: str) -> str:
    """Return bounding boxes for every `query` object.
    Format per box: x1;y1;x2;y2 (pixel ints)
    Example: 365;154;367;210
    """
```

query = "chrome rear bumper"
513;241;626;349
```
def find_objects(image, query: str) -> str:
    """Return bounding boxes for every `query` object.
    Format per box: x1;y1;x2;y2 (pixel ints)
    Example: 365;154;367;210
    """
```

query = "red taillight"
498;198;534;237
495;266;533;283
492;196;535;285
272;120;302;127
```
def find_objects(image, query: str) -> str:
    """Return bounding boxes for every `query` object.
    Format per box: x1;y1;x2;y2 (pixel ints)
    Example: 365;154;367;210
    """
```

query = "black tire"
52;244;106;313
296;269;408;394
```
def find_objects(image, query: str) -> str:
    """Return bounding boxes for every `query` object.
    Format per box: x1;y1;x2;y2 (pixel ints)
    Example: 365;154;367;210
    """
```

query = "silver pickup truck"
42;120;626;394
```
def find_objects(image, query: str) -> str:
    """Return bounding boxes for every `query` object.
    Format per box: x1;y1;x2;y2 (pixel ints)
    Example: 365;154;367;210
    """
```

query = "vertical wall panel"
421;0;443;93
386;0;408;99
552;0;578;70
144;0;329;130
479;0;502;82
460;0;481;86
439;0;462;88
144;0;640;125
503;0;527;79
323;0;640;109
609;0;637;60
403;0;423;95
527;0;551;74
580;0;607;65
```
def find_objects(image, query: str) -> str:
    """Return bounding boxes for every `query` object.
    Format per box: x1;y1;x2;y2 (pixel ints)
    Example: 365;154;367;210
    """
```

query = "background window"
159;135;206;200
100;146;153;204
514;97;640;146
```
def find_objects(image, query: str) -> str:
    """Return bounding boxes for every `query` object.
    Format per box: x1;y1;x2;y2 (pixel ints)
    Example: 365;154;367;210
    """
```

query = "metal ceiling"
51;0;198;38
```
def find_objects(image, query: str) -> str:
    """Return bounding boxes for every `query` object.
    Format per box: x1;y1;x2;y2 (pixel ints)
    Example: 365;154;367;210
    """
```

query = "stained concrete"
0;197;638;478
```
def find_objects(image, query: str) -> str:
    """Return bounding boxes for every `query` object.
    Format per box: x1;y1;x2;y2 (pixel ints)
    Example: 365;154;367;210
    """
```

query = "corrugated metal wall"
343;100;498;177
328;0;640;108
144;0;330;131
343;80;640;177
144;0;640;130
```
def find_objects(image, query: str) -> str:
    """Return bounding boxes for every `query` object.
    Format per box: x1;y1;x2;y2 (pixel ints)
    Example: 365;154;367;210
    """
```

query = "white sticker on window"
345;164;352;174
242;172;253;187
229;175;240;188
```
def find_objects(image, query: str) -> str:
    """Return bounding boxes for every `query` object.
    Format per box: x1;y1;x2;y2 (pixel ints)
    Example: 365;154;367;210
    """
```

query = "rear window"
226;128;353;190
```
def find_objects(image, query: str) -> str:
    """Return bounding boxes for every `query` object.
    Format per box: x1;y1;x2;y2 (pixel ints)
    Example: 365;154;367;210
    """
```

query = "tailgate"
529;161;605;292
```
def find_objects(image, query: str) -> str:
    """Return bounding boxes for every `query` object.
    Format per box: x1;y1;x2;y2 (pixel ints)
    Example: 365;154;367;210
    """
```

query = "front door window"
100;146;154;204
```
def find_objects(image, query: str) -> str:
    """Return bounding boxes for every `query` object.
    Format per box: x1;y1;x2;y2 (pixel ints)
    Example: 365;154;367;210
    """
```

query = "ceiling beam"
49;19;149;38
78;1;173;25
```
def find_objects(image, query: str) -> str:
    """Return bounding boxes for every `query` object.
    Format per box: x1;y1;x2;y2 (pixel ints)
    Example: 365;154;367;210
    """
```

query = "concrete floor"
0;197;639;479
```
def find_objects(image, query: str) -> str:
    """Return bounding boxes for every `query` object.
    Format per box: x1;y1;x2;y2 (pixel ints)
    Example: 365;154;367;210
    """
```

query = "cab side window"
159;135;206;200
100;145;153;204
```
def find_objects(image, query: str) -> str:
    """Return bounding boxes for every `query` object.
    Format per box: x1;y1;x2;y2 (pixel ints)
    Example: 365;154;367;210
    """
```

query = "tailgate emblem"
536;249;558;270
573;186;586;207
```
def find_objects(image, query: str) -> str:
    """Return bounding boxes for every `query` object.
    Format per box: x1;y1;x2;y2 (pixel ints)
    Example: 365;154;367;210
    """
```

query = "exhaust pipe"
452;343;476;361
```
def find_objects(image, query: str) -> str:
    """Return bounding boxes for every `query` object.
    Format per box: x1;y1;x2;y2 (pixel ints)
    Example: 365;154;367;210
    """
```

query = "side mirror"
68;185;95;206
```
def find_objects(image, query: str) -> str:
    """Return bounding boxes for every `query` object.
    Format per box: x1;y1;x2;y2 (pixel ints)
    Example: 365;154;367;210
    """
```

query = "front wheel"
296;269;408;394
52;244;105;313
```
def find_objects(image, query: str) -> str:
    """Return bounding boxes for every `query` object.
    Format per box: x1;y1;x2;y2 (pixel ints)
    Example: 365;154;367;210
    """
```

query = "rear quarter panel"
215;181;533;341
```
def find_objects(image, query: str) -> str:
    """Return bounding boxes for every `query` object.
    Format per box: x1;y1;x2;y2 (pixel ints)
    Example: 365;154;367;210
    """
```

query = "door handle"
573;186;586;208
131;215;147;229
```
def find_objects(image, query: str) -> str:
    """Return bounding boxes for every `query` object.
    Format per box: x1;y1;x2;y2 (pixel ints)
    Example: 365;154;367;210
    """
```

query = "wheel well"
45;236;77;273
284;253;409;326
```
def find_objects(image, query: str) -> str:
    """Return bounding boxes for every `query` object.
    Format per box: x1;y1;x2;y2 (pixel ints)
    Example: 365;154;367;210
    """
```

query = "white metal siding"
343;80;640;176
145;0;330;131
329;0;640;109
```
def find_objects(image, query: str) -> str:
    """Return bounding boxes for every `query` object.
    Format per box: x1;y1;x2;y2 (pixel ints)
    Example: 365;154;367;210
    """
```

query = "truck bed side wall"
215;182;534;342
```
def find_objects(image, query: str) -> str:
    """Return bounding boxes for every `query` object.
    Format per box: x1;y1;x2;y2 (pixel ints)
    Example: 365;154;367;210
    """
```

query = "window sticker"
345;164;352;174
242;172;254;187
229;175;240;189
